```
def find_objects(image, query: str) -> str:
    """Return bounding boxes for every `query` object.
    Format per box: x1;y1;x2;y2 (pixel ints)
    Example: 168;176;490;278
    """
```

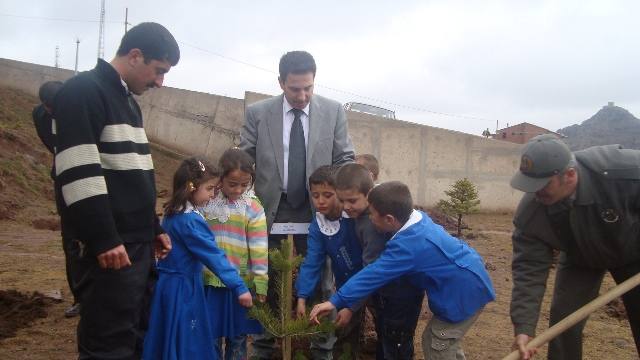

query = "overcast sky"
1;0;639;136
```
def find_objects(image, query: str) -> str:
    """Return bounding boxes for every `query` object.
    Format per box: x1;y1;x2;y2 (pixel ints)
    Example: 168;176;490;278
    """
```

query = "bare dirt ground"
0;87;637;359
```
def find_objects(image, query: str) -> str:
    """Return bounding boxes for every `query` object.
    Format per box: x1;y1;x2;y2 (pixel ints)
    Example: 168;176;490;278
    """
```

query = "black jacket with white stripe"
54;59;163;256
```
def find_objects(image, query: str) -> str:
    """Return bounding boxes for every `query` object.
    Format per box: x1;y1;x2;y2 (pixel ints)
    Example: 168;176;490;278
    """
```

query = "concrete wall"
137;87;244;160
0;57;524;210
346;112;522;210
0;58;74;95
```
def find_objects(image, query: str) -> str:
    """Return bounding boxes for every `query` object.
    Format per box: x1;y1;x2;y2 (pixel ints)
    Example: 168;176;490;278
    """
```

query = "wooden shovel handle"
502;271;640;360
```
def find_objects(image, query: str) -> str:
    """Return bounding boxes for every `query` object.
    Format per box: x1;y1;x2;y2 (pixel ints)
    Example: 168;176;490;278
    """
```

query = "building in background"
492;122;563;144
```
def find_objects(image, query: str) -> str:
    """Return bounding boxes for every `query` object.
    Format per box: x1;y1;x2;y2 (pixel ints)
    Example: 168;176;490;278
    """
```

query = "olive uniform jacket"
510;144;640;336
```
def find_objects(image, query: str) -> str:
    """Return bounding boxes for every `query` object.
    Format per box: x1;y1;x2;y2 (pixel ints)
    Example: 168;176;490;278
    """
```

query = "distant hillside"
558;103;640;150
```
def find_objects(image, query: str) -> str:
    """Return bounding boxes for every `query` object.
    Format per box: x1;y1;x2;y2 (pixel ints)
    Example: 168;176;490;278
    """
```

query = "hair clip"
187;182;196;192
198;160;205;172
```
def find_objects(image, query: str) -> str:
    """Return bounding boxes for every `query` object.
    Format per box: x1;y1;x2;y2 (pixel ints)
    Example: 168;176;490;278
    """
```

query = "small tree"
248;236;333;360
436;178;480;236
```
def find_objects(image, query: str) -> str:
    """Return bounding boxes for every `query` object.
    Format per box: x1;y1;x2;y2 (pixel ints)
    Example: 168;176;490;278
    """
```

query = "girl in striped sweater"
201;148;268;360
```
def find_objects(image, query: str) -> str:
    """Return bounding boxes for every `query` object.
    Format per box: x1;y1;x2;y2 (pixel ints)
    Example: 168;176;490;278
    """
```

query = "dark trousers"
549;254;640;360
264;194;312;310
372;283;425;360
335;307;364;357
62;236;83;303
75;241;154;360
252;195;336;359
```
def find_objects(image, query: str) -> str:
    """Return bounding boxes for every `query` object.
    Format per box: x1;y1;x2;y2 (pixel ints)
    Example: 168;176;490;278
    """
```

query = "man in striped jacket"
53;22;179;359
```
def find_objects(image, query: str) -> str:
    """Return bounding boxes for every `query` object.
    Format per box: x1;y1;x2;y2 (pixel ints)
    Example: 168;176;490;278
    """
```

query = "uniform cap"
510;134;572;192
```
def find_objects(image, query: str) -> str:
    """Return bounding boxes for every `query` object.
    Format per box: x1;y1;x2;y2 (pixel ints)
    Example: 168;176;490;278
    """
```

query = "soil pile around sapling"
0;290;54;340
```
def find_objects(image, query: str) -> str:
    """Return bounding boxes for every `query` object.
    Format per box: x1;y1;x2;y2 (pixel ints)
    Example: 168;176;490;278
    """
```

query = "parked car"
343;102;396;119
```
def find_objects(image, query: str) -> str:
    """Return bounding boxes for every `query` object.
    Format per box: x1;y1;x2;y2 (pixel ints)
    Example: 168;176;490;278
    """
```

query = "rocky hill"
558;103;640;150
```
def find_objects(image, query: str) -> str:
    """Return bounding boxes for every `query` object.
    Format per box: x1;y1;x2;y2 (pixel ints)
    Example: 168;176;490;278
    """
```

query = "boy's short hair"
279;51;316;81
309;165;337;188
355;154;379;180
116;22;180;66
335;163;374;195
38;81;63;108
368;181;413;224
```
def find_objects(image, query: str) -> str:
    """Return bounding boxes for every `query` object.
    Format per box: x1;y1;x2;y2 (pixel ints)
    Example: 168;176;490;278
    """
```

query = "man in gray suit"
240;50;355;359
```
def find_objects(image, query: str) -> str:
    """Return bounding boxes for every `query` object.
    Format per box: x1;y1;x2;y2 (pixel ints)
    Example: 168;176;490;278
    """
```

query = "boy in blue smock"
336;164;425;359
311;181;496;360
295;165;364;356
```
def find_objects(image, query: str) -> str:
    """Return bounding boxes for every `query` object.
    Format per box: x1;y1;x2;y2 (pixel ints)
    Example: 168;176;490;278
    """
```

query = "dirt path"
1;212;637;359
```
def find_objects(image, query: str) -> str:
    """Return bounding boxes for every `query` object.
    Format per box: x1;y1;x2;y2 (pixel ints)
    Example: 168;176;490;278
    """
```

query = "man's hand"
309;301;336;324
154;233;172;260
296;298;307;319
97;244;131;270
238;291;253;308
335;308;353;328
257;294;267;303
512;334;537;359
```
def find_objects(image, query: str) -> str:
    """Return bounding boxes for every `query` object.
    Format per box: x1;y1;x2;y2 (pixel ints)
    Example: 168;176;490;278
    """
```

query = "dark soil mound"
0;290;54;340
414;205;464;234
31;216;61;231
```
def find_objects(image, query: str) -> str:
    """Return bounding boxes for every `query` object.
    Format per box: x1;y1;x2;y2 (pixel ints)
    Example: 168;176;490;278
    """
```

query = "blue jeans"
215;336;247;360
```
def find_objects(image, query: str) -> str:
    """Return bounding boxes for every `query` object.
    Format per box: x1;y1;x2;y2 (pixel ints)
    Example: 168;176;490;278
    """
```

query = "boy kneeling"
310;181;495;359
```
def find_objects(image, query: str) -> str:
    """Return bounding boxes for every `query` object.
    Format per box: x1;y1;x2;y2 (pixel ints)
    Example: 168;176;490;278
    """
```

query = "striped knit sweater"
53;59;162;256
201;192;268;295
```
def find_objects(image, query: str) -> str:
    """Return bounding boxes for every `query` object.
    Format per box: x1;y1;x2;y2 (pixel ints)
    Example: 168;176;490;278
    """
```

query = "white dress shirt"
282;98;309;191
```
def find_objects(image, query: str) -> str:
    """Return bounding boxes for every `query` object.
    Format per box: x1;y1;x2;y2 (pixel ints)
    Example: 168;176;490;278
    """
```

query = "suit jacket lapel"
307;96;321;178
268;95;285;184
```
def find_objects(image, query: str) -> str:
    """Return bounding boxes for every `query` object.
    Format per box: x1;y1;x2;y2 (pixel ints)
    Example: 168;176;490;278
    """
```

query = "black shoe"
65;303;81;318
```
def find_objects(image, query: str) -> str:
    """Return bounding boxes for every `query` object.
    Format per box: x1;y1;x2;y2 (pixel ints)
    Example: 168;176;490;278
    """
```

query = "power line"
0;12;121;24
2;12;500;124
178;40;497;123
178;40;277;76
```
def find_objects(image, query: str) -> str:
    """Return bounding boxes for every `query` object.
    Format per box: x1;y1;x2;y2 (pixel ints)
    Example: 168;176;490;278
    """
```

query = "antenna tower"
97;0;105;59
55;46;60;68
75;38;81;74
124;7;130;33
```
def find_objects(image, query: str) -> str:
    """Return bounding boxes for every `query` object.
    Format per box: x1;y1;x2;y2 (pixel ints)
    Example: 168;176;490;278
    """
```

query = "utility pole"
55;46;60;68
97;0;105;59
124;7;129;33
75;38;80;74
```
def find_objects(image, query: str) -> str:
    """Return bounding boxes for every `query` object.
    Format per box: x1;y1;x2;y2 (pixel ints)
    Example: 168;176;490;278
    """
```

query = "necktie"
287;108;306;208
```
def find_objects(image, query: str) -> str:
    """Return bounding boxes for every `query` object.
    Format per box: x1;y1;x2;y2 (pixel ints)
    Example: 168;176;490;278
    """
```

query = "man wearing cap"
509;134;640;360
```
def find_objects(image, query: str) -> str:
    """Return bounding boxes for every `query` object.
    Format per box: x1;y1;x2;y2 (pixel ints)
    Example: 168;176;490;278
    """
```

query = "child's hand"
335;308;353;328
295;298;306;319
257;294;266;303
154;233;172;260
238;291;253;308
309;301;336;324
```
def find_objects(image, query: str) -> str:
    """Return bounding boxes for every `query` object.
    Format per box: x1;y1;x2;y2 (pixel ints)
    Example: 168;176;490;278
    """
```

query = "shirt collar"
283;96;310;117
390;209;423;241
95;58;129;96
183;201;204;218
120;78;130;95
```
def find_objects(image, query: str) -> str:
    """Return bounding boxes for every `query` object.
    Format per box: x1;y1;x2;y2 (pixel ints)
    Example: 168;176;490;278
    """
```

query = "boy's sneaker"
65;303;81;318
